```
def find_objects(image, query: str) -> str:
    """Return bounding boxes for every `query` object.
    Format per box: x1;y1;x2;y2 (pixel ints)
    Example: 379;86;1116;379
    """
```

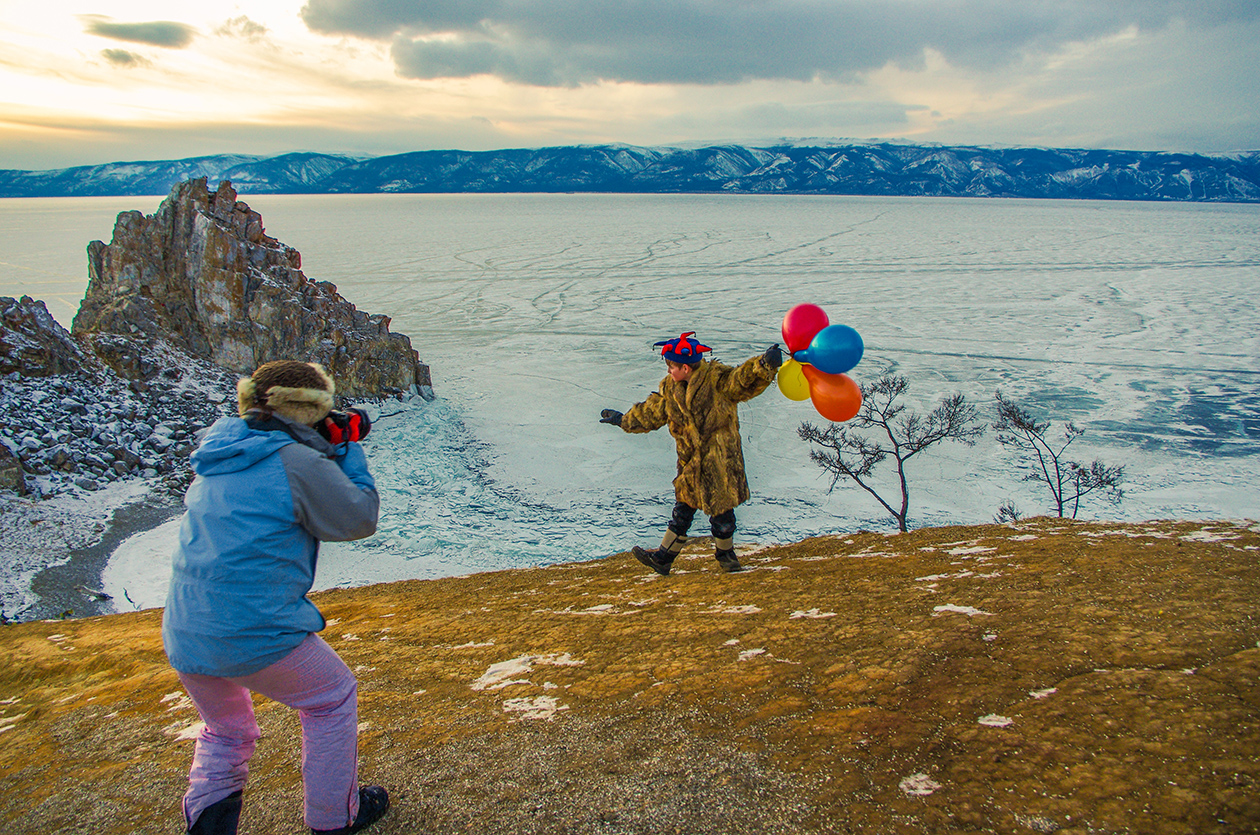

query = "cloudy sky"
1;0;1257;170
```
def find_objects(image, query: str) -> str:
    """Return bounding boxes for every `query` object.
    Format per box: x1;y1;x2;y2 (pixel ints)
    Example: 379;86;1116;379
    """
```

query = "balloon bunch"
777;304;864;422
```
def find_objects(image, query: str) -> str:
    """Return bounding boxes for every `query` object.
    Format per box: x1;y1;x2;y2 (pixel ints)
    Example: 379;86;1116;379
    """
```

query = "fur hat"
654;331;711;365
237;361;335;426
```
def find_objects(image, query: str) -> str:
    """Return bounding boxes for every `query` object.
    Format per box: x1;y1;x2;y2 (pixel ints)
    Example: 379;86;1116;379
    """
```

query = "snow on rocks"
0;353;234;500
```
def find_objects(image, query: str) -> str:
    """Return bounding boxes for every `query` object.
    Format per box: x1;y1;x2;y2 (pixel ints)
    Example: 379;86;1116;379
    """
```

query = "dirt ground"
1;517;1258;834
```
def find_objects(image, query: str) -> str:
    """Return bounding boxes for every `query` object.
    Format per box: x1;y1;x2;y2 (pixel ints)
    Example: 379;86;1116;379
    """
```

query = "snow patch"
933;604;993;617
0;713;27;735
916;571;974;582
161;691;192;712
166;721;205;741
471;653;584;691
979;714;1014;727
899;773;942;796
503;695;568;721
1180;529;1238;543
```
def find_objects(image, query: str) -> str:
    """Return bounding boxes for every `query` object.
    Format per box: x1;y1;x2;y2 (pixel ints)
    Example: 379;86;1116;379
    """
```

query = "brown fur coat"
620;355;775;515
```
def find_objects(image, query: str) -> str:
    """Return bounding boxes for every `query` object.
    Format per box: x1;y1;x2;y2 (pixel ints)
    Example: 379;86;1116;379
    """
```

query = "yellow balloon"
777;359;811;401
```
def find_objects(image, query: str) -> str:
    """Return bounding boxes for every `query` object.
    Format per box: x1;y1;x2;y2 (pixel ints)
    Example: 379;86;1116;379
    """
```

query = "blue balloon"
793;324;863;375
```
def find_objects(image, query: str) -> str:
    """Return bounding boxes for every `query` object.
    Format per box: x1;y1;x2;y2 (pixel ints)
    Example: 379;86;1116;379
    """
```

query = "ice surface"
3;193;1258;612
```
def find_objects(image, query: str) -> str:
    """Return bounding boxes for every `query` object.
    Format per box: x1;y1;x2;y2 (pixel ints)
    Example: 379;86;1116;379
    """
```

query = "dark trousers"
667;502;736;546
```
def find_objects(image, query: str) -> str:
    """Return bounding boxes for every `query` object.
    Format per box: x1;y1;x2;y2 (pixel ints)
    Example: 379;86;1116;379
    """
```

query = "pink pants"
177;633;360;831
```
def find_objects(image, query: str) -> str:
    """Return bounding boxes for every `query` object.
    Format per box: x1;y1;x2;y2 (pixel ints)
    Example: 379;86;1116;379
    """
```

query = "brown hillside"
1;518;1258;834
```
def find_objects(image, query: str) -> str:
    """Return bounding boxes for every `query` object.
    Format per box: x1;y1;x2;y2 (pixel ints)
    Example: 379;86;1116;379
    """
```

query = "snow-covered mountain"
2;143;1258;202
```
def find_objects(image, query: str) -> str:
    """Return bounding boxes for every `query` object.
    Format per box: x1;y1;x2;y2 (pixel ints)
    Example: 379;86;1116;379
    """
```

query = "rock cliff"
0;179;433;501
72;178;431;399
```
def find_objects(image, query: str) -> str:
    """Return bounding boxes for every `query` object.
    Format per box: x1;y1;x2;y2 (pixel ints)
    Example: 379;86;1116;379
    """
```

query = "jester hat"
654;332;711;365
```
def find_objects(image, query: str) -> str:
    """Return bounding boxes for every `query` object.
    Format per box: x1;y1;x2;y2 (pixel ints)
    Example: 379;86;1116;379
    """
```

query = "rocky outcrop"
1;178;434;499
0;296;90;378
72;178;431;399
0;321;235;497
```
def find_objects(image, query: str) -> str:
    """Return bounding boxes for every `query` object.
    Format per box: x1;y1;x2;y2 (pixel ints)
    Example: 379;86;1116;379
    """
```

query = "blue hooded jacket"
162;414;379;677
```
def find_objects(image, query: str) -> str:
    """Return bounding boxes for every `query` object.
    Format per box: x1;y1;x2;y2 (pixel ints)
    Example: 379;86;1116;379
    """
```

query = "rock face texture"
72;178;430;399
0;295;236;499
0;296;90;378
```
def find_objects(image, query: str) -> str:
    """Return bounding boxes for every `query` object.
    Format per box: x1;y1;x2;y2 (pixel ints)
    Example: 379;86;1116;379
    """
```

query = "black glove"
600;409;623;427
318;408;371;443
763;343;783;370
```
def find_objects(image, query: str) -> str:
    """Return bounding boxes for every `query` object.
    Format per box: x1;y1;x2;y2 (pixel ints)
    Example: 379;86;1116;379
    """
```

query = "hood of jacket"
190;416;297;476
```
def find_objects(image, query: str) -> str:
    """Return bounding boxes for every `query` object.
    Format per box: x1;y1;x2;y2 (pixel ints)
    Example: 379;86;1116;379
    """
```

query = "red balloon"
802;365;862;422
781;304;830;354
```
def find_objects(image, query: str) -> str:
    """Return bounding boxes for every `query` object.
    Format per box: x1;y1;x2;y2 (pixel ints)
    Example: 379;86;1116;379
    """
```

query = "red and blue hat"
654;331;711;365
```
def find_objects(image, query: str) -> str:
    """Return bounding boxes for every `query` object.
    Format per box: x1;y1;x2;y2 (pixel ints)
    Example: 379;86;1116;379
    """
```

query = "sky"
1;0;1257;170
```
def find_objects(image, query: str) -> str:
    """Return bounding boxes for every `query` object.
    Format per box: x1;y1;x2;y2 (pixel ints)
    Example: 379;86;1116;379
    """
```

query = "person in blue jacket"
162;360;389;835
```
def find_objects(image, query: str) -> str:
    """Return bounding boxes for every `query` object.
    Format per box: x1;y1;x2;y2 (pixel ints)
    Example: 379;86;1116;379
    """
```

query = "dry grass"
1;517;1258;834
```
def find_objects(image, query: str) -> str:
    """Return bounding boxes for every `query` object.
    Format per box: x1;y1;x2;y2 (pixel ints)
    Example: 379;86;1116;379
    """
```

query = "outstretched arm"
718;354;777;403
619;390;669;433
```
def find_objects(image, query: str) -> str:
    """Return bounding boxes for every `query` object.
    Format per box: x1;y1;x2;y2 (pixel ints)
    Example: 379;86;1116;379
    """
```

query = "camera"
317;408;372;444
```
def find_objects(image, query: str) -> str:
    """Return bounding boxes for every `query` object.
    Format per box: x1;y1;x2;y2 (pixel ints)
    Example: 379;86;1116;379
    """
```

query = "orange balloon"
802;365;862;422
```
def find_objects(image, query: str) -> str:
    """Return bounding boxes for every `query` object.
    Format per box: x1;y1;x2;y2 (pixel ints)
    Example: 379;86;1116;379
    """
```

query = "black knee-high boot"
189;791;243;835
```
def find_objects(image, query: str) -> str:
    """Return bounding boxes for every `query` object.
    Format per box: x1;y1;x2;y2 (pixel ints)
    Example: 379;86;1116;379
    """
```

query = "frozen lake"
2;192;1258;610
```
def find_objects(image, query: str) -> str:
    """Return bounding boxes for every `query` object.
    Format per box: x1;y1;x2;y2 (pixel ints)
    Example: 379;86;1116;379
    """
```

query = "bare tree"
993;392;1124;518
798;373;985;532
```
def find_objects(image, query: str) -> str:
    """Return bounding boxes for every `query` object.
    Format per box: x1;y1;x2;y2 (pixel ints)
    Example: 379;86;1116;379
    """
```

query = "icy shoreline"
0;477;180;621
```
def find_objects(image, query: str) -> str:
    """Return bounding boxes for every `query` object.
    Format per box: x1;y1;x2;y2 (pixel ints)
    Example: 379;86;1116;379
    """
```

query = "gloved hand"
318;408;371;444
763;343;783;370
600;409;623;427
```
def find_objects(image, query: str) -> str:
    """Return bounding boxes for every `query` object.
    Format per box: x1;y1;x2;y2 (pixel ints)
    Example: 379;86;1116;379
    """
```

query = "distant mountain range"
3;142;1258;202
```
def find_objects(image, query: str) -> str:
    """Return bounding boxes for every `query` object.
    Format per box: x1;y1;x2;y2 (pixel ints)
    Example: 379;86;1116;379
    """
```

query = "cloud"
215;16;269;42
299;0;1260;86
100;49;151;68
81;17;197;49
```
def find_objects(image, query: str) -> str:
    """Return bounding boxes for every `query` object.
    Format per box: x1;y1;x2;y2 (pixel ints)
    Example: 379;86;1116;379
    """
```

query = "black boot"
632;546;674;576
632;528;687;576
189;790;242;835
312;785;390;835
715;549;743;572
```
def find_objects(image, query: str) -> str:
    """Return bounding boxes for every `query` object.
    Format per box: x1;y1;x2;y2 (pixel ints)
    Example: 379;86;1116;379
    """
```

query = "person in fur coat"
600;332;782;574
